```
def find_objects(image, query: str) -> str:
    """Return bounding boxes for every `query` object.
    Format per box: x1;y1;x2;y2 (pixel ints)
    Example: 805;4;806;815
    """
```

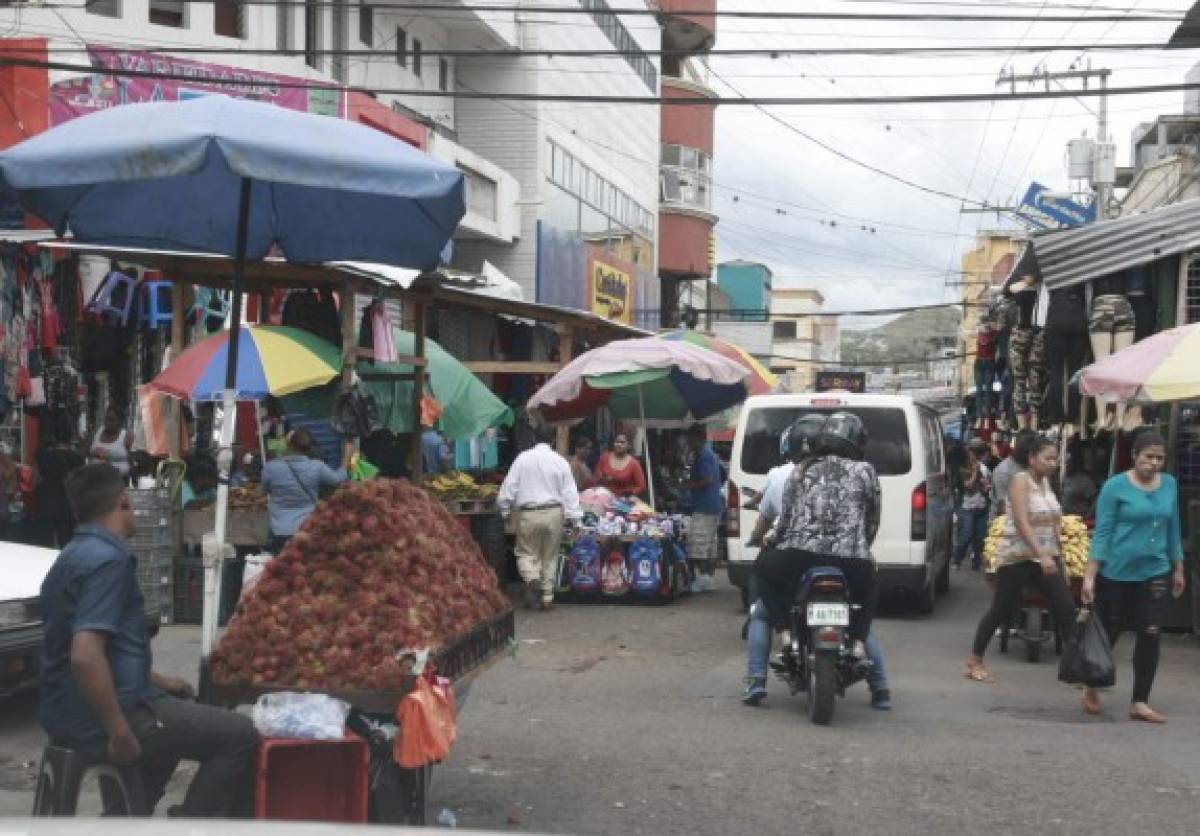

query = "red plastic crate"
255;734;369;823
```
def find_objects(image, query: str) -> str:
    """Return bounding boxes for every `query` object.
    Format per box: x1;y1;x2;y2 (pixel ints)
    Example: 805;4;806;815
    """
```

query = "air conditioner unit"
660;170;683;202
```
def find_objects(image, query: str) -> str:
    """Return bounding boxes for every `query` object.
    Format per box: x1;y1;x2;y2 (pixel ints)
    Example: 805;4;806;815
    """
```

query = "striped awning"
1024;198;1200;290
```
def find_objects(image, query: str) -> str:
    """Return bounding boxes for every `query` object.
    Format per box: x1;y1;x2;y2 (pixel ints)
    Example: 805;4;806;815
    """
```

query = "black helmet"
782;414;827;462
817;411;868;460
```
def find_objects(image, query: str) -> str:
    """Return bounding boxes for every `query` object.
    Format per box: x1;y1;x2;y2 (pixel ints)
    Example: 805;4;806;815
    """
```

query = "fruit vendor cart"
986;514;1090;663
212;607;514;825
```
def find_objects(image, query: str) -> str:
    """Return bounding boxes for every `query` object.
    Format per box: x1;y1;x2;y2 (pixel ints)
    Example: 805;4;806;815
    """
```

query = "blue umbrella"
0;95;464;266
0;95;465;669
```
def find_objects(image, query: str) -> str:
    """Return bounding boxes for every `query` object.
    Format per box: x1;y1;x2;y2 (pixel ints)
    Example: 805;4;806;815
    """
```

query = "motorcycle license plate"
807;602;850;626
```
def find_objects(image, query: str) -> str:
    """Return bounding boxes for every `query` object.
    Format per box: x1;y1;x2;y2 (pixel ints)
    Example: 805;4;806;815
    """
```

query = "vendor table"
210;608;514;825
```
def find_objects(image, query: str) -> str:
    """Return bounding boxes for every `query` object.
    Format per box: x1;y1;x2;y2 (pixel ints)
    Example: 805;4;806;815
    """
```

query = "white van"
725;393;954;613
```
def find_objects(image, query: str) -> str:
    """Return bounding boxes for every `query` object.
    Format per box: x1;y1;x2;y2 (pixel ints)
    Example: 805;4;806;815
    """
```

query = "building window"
395;26;407;66
214;0;246;39
462;167;498;222
547;140;654;239
149;0;185;27
578;0;657;91
660;143;713;213
439;58;449;92
87;0;120;18
358;0;373;46
277;0;291;49
773;321;797;340
304;0;321;68
412;39;423;77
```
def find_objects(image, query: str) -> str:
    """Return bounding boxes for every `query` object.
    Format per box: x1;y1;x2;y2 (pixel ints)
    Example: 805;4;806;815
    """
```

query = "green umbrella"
283;329;512;440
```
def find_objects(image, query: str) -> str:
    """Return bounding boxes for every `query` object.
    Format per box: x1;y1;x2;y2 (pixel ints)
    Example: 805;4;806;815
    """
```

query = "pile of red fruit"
211;478;511;691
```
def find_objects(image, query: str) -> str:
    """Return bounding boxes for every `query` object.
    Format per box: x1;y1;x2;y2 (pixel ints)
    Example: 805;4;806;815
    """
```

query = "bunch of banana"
424;471;481;500
1060;515;1090;579
982;514;1089;578
982;515;1007;572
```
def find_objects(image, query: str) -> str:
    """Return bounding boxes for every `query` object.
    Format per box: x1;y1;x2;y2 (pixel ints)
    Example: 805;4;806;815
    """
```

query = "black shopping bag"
1058;608;1116;688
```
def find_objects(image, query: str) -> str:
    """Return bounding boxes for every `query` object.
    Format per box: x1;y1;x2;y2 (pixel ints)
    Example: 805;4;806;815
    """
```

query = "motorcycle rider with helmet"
743;411;883;706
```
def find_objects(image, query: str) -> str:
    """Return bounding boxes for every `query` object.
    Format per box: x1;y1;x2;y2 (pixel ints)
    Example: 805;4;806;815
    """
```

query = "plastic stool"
87;271;137;325
137;280;173;330
31;743;149;817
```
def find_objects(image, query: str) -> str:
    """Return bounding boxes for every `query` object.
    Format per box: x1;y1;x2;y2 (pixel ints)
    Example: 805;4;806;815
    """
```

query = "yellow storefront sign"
590;258;633;325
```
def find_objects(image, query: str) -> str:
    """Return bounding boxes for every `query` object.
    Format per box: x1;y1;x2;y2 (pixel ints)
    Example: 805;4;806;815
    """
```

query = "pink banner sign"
49;45;344;126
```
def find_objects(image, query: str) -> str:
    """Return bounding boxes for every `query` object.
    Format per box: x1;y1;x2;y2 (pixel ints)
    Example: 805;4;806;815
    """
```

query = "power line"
19;1;1186;22
2;40;1188;58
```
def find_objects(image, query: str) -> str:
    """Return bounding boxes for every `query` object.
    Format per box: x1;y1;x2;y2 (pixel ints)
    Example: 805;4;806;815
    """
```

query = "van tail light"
726;481;741;537
911;482;927;541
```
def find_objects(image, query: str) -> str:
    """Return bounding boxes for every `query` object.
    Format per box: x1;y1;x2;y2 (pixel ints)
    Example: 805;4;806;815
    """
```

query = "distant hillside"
841;306;961;367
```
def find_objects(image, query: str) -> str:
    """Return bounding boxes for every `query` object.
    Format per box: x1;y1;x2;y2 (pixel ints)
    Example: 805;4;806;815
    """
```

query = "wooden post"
411;301;427;479
555;325;574;455
340;281;357;386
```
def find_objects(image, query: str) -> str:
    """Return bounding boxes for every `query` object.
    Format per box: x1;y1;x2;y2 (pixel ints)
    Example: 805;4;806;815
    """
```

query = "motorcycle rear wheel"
808;653;837;725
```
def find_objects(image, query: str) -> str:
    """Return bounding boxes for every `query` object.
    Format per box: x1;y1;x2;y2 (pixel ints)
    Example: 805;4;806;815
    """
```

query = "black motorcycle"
771;566;870;725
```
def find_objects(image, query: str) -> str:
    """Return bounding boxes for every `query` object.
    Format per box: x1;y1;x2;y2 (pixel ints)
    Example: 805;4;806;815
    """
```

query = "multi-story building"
716;260;772;315
770;288;839;392
958;232;1020;393
657;0;718;328
0;1;676;330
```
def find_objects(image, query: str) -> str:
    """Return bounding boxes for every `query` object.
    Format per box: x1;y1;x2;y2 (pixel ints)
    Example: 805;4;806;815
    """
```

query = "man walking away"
990;429;1036;522
39;463;259;816
499;427;582;610
684;424;723;593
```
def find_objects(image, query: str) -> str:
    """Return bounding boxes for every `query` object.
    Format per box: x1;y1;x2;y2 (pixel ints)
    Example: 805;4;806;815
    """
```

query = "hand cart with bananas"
984;514;1090;663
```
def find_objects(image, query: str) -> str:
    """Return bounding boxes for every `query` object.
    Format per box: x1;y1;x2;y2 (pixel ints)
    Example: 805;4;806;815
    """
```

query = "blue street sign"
1015;182;1096;230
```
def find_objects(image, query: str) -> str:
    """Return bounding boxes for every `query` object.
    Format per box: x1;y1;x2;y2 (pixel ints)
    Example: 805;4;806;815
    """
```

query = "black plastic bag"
332;384;382;438
1058;608;1116;688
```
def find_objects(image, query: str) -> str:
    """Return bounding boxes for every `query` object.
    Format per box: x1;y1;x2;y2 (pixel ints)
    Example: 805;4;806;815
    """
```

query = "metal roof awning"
1025;198;1200;290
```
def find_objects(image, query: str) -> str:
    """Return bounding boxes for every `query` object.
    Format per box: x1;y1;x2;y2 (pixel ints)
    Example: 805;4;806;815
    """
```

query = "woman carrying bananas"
1081;430;1186;723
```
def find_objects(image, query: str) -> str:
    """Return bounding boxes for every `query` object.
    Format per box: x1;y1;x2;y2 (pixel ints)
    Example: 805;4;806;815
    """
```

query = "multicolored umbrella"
1077;323;1200;403
659;331;777;395
527;337;751;428
151;325;341;401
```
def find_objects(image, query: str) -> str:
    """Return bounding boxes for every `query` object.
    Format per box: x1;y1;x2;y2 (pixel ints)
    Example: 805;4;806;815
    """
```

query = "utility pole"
997;63;1115;218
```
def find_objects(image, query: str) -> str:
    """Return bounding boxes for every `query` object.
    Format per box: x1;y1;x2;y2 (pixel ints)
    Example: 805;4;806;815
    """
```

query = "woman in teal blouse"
1082;430;1187;723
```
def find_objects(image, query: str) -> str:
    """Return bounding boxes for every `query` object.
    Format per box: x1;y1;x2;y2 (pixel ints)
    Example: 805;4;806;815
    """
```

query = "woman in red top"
594;433;647;498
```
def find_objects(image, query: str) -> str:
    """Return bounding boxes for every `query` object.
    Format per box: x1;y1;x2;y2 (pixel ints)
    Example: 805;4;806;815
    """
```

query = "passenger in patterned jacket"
743;412;882;703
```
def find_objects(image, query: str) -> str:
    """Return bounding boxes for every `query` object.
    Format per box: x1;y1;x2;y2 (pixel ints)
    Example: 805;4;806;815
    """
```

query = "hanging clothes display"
1041;285;1088;425
1004;270;1043;425
281;289;342;348
974;322;997;422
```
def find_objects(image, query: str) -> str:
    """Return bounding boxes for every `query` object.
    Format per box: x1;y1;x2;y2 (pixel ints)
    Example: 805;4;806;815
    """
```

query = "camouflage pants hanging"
1009;326;1045;415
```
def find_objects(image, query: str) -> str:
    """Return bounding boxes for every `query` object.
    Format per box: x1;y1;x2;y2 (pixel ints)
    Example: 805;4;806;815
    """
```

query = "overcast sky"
710;0;1199;322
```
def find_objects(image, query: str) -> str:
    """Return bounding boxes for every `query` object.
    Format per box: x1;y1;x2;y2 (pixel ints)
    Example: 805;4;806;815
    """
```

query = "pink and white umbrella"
1078;323;1200;403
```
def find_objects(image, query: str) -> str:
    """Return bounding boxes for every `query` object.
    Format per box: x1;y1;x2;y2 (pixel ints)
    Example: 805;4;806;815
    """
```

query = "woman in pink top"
593;433;647;498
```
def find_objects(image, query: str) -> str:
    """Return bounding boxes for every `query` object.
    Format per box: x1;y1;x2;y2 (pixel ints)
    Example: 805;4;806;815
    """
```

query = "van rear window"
740;407;912;476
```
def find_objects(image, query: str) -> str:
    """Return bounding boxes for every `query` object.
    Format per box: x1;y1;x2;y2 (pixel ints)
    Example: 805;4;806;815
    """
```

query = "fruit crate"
173;554;205;625
256;734;369;823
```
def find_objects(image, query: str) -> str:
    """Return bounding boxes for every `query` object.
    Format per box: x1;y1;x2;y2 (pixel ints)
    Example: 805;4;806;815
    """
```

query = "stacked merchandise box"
128;487;176;624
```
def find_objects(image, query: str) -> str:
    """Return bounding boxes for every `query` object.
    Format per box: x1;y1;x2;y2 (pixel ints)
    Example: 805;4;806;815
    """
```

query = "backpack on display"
600;549;631;596
569;536;602;593
628;538;664;596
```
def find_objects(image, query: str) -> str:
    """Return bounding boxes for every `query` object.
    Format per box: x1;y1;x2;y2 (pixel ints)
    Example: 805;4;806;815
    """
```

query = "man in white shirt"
499;428;583;611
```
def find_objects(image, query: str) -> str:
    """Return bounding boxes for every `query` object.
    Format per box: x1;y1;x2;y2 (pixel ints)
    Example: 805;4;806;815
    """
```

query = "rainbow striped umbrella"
1078;322;1200;403
151;325;341;401
659;331;777;396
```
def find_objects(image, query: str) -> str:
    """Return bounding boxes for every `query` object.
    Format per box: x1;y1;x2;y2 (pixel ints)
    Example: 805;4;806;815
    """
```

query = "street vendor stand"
526;337;752;602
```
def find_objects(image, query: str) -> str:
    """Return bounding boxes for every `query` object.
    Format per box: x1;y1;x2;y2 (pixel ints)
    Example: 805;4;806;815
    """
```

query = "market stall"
527;337;752;603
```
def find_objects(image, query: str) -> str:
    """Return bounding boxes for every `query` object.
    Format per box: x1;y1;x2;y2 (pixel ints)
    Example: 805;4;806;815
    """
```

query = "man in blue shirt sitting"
683;424;724;593
40;463;259;816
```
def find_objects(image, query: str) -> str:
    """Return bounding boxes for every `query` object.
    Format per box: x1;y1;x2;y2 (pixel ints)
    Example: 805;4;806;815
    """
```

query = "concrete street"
3;573;1199;833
